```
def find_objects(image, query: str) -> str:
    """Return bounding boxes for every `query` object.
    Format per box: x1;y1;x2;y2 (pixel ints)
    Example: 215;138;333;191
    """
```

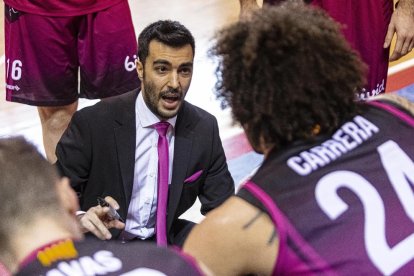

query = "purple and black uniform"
238;101;414;275
16;239;202;276
263;0;393;100
4;0;140;106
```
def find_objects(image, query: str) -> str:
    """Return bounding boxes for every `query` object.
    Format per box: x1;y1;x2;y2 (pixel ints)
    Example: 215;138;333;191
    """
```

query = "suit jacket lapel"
114;90;139;210
112;96;195;230
168;103;194;230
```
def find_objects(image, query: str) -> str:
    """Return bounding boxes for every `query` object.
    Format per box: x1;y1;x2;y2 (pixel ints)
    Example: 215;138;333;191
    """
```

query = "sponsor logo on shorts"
358;79;385;100
125;55;138;72
6;84;20;91
5;5;21;22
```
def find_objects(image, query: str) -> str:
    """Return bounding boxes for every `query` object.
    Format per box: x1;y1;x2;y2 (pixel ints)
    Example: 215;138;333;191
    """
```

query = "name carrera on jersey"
287;115;379;176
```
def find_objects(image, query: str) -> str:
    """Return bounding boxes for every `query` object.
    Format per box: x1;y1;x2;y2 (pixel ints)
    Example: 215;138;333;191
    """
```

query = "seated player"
184;3;414;275
0;137;202;275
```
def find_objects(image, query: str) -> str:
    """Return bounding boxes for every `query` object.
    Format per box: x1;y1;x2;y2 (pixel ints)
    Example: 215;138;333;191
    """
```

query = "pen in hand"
97;197;124;223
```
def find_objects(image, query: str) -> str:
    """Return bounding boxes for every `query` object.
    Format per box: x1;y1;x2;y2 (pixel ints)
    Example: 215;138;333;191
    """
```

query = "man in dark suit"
56;20;234;246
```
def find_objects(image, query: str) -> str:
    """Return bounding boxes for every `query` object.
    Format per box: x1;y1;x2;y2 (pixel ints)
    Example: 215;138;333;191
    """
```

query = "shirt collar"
136;92;177;128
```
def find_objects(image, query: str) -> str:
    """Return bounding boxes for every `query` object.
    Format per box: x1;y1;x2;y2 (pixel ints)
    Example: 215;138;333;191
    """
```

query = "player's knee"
39;107;75;132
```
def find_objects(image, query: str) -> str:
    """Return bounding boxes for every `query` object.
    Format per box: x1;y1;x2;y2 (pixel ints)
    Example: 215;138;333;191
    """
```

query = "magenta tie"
154;121;170;246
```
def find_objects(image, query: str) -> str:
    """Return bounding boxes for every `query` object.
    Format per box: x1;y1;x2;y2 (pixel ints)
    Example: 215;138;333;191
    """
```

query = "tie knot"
154;121;170;137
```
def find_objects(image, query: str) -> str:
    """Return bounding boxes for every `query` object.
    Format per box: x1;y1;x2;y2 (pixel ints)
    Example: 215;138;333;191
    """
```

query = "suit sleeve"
55;111;92;201
198;117;235;215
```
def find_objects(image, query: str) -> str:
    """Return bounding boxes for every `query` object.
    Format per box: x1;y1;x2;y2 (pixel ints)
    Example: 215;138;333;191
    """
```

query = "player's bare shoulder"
370;94;414;117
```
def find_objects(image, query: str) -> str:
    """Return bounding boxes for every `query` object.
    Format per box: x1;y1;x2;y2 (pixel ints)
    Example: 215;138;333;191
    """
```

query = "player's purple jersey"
263;0;394;100
238;101;414;275
16;239;202;276
3;0;125;16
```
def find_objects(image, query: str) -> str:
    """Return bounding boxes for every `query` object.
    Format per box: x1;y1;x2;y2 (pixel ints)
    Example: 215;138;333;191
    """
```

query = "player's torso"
248;103;414;275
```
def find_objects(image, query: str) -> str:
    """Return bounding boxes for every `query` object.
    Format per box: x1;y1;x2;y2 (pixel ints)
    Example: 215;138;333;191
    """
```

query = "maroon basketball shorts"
311;0;393;99
4;1;140;106
262;0;393;99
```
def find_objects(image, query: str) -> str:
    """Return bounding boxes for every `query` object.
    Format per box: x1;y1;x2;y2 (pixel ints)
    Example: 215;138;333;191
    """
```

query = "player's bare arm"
183;196;278;275
242;209;277;245
371;93;414;116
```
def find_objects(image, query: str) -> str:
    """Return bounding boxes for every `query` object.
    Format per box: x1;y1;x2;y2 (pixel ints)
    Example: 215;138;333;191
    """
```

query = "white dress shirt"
122;93;176;240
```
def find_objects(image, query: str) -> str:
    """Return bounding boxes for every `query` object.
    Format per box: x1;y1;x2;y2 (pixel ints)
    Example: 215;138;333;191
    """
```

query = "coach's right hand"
78;196;125;240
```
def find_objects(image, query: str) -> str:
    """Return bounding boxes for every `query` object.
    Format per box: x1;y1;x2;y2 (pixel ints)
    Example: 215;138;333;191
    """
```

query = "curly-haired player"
184;3;414;275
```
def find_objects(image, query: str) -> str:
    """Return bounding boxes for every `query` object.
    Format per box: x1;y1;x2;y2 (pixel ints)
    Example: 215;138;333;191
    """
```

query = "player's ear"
136;60;144;81
56;177;79;214
56;177;84;240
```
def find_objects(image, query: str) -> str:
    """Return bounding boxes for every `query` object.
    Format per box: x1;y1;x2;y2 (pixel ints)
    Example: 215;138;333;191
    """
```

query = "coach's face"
137;40;194;120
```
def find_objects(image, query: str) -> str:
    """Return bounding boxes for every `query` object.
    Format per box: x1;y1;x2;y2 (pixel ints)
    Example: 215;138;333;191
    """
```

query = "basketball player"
184;3;414;275
239;0;414;100
0;137;202;276
3;0;140;162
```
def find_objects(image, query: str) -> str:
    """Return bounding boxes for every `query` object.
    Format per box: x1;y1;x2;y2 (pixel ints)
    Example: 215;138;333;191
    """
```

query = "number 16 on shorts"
6;58;23;92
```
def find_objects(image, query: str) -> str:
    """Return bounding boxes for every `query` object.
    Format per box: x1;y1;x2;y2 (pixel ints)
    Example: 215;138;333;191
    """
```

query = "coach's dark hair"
0;137;61;258
138;20;195;64
212;2;365;151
